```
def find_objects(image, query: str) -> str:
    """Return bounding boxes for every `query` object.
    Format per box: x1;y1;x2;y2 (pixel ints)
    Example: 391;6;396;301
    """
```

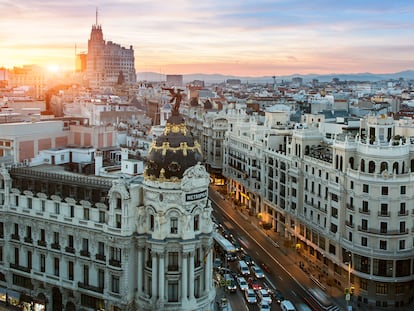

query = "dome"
145;114;203;181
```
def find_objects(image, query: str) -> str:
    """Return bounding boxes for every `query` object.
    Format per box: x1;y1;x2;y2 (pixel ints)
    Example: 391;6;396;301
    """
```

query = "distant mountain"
136;70;414;84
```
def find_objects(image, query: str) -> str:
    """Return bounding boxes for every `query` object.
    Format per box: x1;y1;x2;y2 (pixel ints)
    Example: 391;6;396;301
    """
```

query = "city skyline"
1;0;414;77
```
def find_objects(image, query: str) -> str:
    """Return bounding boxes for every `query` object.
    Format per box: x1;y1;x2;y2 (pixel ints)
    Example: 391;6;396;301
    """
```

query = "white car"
257;288;272;305
244;289;257;304
251;264;265;278
236;276;249;291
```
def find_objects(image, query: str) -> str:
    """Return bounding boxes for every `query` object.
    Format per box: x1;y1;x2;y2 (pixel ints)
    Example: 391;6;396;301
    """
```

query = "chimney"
95;150;103;176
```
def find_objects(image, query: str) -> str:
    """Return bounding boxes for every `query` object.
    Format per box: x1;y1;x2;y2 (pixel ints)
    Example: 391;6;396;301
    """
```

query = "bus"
213;232;238;261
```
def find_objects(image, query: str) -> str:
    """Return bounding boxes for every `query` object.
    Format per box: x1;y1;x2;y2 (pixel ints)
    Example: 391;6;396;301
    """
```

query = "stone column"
181;252;188;301
158;253;165;301
137;246;144;296
152;252;157;299
189;251;195;299
204;247;212;292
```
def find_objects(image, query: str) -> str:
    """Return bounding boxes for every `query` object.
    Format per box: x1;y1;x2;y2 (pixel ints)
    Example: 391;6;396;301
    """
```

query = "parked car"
251;264;265;279
257;288;272;305
248;277;262;290
236;276;249;291
213;258;222;269
244;289;257;304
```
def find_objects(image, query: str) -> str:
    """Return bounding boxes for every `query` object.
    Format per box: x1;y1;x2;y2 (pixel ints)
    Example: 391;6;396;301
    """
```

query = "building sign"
185;190;207;202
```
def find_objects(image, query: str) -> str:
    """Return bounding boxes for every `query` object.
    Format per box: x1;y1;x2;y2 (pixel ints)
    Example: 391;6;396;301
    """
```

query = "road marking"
291;290;297;296
278;276;283;281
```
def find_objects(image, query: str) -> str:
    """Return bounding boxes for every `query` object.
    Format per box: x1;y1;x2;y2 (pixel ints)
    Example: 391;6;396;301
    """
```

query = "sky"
1;0;414;77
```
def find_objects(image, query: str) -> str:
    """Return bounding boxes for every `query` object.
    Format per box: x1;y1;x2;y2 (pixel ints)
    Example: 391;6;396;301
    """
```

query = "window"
53;232;59;244
379;240;387;250
98;242;105;255
170;217;178;234
360;279;367;290
380;204;388;216
84;208;89;220
168;252;179;271
381;186;388;195
14;223;19;235
40;229;45;242
98;269;104;289
361;219;368;230
376;283;388;295
83;265;89;285
362;184;369;193
168;281;179;302
55;202;60;214
400;221;406;233
68;261;74;280
194;215;199;231
116;214;121;228
400;185;406;195
116;198;122;209
362;201;369;213
399;240;405;250
111;275;120;293
348;232;353;242
41;200;45;212
361;237;367;246
150;215;154;231
68;235;74;248
0;222;3;238
54;258;60;276
99;211;106;223
27;197;32;209
350;181;354;190
380;222;387;234
14;248;19;265
40;254;45;272
110;247;121;262
399;203;406;215
329;243;336;255
331;207;338;218
70;205;74;218
82;238;89;255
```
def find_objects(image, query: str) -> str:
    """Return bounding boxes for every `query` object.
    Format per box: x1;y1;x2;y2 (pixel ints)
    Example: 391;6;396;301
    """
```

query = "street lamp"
345;252;353;311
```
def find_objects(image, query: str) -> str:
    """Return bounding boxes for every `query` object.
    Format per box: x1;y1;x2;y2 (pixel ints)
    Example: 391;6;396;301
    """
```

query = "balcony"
378;211;390;217
78;282;104;294
24;237;33;244
346;204;355;211
10;263;31;273
65;247;75;254
37;240;47;247
95;254;106;262
398;210;408;216
51;243;61;250
11;234;20;241
80;250;90;257
358;226;409;235
359;208;370;215
109;259;121;267
345;221;354;228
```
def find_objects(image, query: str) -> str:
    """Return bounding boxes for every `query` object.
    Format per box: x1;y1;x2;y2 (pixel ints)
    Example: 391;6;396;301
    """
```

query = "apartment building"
223;110;414;309
0;111;215;310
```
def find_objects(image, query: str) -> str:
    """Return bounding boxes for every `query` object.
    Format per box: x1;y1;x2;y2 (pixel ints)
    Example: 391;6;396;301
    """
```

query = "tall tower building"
136;96;215;310
86;11;136;89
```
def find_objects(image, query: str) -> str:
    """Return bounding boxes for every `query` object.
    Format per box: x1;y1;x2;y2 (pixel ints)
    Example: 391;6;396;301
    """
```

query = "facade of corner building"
221;109;414;309
0;112;215;310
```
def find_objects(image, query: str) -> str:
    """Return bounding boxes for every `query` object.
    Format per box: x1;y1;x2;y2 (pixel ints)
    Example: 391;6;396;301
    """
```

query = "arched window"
368;161;375;173
349;157;354;170
393;162;399;174
360;159;365;172
380;162;388;173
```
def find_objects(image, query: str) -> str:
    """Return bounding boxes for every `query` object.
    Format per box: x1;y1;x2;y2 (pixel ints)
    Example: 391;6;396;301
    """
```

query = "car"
251;264;265;278
272;289;285;304
241;253;254;266
213;258;222;269
244;289;257;304
224;274;237;292
258;302;271;311
247;277;262;290
226;252;238;262
236;276;249;291
257;288;272;305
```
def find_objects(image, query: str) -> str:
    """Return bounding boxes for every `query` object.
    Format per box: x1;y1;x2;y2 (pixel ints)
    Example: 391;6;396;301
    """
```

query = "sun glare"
47;64;60;73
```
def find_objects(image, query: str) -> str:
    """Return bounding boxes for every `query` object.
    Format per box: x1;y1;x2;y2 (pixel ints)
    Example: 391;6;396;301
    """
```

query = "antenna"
96;7;98;25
